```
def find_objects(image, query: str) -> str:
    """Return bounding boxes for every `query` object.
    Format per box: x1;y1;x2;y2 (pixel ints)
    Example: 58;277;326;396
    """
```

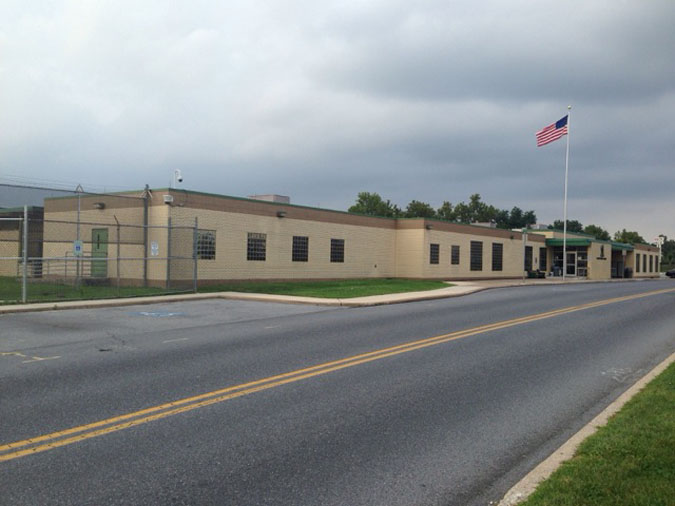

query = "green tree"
467;194;501;223
522;210;537;227
614;229;645;244
583;224;611;241
348;192;400;217
493;209;510;228
404;200;436;218
452;201;472;223
436;201;456;221
660;237;675;268
503;207;537;229
550;219;584;233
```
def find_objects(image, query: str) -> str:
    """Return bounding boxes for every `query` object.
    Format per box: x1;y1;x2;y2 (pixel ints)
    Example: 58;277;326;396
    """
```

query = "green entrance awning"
611;242;634;251
545;238;592;247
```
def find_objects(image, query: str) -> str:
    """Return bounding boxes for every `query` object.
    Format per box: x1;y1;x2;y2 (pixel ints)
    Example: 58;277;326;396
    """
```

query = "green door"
91;228;108;278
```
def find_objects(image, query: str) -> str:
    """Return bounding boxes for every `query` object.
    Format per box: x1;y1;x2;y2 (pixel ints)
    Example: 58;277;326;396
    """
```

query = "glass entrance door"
566;251;576;276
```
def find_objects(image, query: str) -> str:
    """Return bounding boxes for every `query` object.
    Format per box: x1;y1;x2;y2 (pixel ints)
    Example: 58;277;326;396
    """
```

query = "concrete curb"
497;350;675;506
0;284;491;314
0;278;663;315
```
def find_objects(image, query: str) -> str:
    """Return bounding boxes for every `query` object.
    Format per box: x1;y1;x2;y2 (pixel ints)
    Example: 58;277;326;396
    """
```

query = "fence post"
142;184;149;288
76;185;82;290
166;217;172;290
114;216;121;294
22;205;28;303
193;217;198;293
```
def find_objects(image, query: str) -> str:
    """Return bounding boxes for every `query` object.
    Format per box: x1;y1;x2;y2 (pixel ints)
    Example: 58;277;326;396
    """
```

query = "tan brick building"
34;188;661;286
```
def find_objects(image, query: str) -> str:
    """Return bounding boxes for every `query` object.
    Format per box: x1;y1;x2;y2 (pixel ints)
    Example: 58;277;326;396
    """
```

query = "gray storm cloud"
0;0;673;241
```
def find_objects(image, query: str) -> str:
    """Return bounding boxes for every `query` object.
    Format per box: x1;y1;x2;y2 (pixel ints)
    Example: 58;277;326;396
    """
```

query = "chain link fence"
0;183;197;304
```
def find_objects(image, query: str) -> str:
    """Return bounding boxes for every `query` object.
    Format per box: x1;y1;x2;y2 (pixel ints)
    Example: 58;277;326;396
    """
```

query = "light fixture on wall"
276;210;287;218
93;202;105;210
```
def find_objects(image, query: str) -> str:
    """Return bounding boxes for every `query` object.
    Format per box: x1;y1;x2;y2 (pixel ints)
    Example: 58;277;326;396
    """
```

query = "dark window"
524;246;533;271
649;255;653;273
196;230;216;260
451;245;460;265
292;236;309;262
470;241;483;271
636;253;640;272
492;243;503;271
247;232;266;261
330;238;344;263
430;243;439;264
600;245;605;258
643;254;647;273
539;247;547;271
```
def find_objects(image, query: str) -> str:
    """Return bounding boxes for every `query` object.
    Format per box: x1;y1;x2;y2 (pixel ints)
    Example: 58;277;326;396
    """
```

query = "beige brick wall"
42;206;149;282
633;246;660;278
395;229;425;277
405;230;545;279
146;204;170;284
170;207;397;281
0;227;20;276
587;242;611;280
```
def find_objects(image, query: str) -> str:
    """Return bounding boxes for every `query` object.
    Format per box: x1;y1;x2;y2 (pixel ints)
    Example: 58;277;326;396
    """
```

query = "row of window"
635;253;658;273
197;230;345;263
430;242;547;272
251;233;345;263
430;245;462;265
198;232;660;276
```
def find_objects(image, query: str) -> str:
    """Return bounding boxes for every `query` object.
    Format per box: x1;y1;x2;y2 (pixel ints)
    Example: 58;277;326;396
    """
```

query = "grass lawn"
1;276;450;303
520;361;675;506
199;278;451;298
0;276;169;304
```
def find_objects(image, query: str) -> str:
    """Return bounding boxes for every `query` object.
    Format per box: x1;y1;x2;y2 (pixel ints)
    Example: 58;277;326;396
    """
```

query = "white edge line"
498;350;675;506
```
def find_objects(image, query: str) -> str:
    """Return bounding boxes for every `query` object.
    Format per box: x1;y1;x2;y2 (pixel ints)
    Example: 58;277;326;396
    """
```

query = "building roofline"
156;188;398;222
0;206;44;214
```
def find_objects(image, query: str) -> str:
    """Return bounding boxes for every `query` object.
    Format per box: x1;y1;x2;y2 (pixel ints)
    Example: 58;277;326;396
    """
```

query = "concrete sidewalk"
0;277;657;315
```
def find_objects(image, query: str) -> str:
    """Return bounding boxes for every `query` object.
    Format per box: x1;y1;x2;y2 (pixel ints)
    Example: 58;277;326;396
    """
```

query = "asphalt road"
1;280;674;505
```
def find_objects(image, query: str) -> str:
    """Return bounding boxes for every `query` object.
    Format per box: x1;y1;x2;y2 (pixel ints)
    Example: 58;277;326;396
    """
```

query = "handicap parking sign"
73;240;83;257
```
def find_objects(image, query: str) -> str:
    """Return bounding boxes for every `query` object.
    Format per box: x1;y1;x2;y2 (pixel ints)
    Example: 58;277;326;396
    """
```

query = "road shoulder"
498;350;675;506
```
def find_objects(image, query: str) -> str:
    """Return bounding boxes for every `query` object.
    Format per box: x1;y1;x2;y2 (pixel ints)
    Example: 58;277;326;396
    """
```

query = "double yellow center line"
2;287;673;462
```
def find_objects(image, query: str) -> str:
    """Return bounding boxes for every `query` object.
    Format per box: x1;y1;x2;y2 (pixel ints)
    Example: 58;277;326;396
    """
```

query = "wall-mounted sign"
73;240;83;257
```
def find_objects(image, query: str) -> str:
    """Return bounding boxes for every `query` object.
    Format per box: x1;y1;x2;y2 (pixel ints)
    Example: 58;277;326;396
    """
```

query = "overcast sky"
1;1;673;241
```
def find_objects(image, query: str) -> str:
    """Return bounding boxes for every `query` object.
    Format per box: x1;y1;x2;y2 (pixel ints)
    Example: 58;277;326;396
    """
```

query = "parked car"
666;269;675;278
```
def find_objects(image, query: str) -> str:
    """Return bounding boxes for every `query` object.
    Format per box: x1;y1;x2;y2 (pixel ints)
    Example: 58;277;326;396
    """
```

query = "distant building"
247;194;290;204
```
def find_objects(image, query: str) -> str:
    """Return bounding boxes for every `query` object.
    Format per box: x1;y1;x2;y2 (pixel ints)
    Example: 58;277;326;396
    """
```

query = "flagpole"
562;105;571;280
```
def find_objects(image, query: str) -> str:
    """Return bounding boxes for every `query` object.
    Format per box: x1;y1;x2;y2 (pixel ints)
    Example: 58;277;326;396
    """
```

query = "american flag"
536;115;568;147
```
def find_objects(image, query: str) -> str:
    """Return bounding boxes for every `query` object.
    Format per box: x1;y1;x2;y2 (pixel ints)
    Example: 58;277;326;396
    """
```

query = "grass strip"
199;278;450;298
520;361;675;506
1;276;450;303
0;276;168;304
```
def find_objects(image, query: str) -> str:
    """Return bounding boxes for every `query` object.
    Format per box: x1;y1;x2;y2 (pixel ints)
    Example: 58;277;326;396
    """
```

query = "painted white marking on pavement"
22;356;61;363
2;351;61;364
